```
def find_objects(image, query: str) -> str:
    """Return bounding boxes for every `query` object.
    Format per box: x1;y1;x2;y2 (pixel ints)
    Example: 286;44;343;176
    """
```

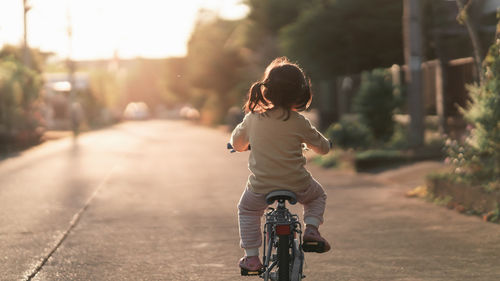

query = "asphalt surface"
1;120;499;281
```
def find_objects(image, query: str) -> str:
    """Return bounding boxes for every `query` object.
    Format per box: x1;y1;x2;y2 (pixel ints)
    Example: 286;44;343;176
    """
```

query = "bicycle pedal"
240;268;262;276
302;241;326;253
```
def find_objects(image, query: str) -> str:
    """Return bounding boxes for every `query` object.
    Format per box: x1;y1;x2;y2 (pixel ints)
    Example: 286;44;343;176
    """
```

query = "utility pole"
403;0;424;147
23;0;31;67
66;0;78;137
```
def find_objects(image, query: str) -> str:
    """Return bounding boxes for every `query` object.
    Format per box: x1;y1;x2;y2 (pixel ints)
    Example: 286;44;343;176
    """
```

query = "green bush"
386;123;410;149
313;153;339;168
444;31;500;186
463;43;500;180
353;68;398;141
325;116;373;150
0;57;44;152
354;149;405;170
355;149;403;161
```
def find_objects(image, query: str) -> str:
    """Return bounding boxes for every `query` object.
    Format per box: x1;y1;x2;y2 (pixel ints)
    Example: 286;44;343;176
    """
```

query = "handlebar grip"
227;143;236;153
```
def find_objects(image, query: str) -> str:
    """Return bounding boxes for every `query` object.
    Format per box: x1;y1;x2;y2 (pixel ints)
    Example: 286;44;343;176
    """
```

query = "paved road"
1;120;499;281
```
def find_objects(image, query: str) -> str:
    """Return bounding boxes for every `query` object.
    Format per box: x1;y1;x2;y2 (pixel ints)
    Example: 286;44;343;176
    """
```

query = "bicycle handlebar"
228;140;332;153
227;143;236;153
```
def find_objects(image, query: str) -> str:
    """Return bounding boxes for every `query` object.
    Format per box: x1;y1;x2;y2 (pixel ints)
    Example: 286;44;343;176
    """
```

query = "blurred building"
42;72;89;129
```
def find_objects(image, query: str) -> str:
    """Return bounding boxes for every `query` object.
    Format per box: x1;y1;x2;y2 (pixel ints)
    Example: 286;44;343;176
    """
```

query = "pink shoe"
239;256;263;275
302;225;331;253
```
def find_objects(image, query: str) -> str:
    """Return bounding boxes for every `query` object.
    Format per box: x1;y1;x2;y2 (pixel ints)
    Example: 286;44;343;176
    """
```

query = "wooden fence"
315;57;476;132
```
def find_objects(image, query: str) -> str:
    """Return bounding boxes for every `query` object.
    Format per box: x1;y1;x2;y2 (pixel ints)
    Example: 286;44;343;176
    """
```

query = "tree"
0;44;50;74
122;59;167;108
444;19;500;187
163;57;190;107
89;69;123;110
462;20;500;181
0;56;43;150
354;68;398;141
243;0;307;51
244;0;305;36
185;12;245;123
280;0;404;78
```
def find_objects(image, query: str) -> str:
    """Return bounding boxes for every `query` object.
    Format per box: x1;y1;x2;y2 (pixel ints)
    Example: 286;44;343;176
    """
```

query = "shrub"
444;31;500;186
462;45;500;180
354;149;405;170
325;116;373;150
353;68;398;141
0;57;44;152
386;123;410;149
313;153;339;168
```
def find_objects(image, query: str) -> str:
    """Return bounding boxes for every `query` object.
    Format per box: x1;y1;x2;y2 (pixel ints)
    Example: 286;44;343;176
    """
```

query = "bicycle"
228;143;324;281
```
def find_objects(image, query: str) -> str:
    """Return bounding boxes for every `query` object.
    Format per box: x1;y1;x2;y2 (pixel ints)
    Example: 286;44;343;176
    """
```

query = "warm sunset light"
0;0;248;60
2;0;500;280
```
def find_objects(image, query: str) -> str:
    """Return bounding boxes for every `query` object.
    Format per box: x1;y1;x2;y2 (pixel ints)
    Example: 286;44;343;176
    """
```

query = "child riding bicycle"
230;57;332;272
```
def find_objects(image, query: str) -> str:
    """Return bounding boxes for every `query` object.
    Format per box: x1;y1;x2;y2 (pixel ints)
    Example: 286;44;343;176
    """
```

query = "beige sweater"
230;109;330;194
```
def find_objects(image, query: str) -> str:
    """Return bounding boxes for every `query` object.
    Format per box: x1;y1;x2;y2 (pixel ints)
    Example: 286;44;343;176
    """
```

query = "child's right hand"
227;143;251;153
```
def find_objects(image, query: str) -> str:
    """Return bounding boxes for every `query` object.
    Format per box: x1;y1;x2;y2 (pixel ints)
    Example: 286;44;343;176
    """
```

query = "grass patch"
425;175;500;224
433;195;453;207
314;145;443;172
313;154;339;168
313;150;355;170
354;149;406;170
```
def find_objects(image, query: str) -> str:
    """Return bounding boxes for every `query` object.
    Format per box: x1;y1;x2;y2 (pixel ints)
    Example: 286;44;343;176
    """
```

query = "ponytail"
244;81;271;113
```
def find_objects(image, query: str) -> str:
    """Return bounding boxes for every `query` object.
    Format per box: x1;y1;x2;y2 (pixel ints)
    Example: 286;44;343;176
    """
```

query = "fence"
315;57;476;132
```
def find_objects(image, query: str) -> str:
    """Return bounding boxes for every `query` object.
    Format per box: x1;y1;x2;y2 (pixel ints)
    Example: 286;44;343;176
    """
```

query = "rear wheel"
277;234;290;281
291;239;303;281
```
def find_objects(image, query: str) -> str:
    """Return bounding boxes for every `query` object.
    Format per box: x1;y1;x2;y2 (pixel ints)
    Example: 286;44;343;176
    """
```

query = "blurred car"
179;105;200;121
123;102;150;120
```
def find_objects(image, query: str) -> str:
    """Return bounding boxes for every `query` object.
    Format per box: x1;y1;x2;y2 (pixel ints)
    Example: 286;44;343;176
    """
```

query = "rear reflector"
276;225;290;235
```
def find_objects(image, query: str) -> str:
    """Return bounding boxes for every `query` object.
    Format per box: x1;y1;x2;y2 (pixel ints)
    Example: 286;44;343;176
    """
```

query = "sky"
0;0;248;60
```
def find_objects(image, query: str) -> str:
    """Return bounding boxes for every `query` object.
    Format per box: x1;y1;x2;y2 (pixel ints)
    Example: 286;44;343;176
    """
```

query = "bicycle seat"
266;190;297;205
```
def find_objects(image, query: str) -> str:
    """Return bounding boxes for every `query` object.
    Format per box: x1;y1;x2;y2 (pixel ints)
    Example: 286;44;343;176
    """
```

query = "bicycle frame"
260;198;304;281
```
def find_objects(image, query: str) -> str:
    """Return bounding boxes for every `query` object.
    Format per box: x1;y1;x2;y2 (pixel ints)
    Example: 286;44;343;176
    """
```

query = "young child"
230;57;331;271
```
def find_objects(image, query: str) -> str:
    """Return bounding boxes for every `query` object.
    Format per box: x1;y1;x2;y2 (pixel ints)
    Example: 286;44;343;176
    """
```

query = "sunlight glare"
0;0;248;60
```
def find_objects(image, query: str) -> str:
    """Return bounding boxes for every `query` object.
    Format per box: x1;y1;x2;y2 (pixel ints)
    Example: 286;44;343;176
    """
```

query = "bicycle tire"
291;239;303;281
277;234;290;281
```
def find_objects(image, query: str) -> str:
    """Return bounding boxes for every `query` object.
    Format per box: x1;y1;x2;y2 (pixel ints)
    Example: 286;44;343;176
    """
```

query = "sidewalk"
41;130;73;141
306;159;500;281
310;159;448;195
369;160;449;190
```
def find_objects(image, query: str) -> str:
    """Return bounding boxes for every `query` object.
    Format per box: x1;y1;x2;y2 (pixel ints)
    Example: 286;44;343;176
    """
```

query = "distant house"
42;72;89;129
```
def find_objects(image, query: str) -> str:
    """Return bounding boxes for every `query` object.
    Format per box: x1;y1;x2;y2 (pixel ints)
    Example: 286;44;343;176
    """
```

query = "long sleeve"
230;113;251;152
301;117;330;155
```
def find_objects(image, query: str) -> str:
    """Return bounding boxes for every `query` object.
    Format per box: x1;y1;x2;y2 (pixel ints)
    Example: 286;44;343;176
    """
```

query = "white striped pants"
237;178;327;250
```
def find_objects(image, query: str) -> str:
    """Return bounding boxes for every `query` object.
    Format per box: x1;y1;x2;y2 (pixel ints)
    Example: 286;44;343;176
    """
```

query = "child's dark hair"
244;57;312;120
